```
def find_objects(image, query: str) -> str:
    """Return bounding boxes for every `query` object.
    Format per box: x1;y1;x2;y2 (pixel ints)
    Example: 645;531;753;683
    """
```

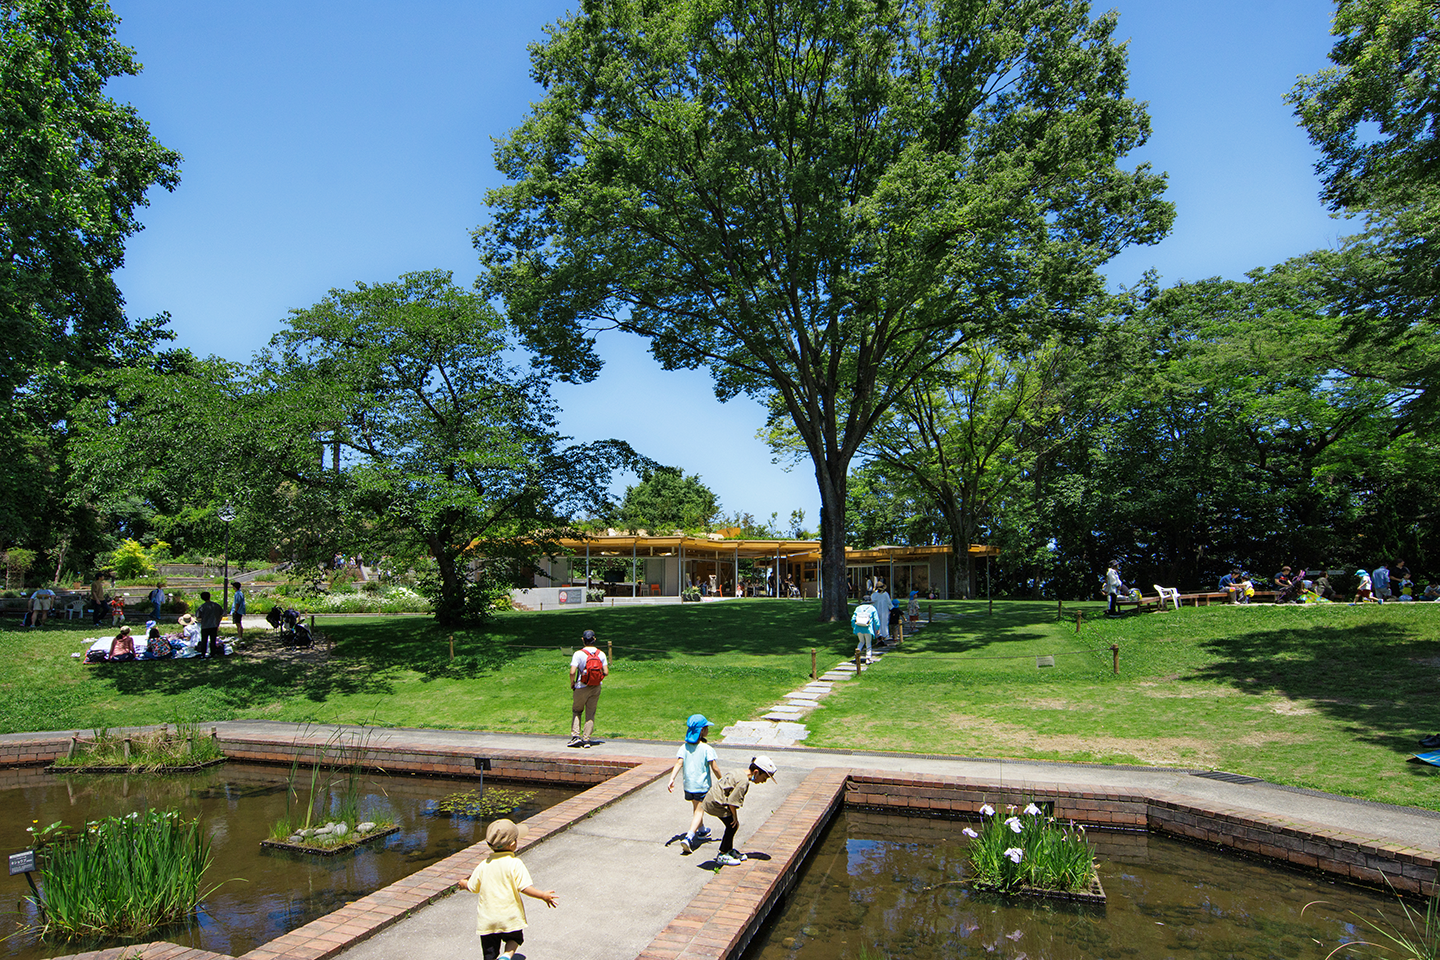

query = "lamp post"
219;503;236;608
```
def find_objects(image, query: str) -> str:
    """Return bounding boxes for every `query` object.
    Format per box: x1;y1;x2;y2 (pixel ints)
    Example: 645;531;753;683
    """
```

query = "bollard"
608;639;613;663
988;598;993;615
1058;597;1063;620
1111;643;1120;675
68;735;78;759
123;737;132;761
811;648;817;680
1075;611;1083;633
449;633;455;660
928;603;933;622
855;648;863;673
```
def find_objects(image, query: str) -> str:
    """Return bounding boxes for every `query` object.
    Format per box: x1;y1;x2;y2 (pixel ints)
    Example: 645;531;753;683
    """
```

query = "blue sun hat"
685;714;711;744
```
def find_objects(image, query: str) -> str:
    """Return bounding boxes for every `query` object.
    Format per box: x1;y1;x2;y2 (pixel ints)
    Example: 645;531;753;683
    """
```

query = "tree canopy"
617;467;718;533
480;0;1172;619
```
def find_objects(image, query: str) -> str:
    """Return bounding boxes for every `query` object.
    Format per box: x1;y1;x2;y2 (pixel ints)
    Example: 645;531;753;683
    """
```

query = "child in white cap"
703;756;777;866
459;818;558;960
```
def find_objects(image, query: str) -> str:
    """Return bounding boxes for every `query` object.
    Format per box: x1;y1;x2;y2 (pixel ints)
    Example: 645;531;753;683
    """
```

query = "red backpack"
580;646;605;686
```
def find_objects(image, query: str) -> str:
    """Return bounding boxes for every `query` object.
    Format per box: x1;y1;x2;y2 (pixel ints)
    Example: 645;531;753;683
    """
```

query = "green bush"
108;540;156;580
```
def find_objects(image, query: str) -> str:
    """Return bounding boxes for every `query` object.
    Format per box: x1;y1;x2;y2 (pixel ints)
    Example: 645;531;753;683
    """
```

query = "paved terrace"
6;721;1437;960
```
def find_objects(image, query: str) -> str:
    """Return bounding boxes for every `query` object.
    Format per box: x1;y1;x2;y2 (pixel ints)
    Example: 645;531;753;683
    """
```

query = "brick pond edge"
2;731;1436;960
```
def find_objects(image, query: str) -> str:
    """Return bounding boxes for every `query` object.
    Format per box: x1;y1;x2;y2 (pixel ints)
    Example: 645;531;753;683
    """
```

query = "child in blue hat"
666;714;720;854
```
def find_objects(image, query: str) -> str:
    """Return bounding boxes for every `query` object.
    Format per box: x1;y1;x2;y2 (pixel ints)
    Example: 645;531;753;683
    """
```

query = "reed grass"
51;722;224;772
965;802;1096;893
29;809;213;939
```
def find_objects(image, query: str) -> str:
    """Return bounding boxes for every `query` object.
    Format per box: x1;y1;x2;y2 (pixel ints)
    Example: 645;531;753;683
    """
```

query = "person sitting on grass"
701;756;778;867
108;626;136;662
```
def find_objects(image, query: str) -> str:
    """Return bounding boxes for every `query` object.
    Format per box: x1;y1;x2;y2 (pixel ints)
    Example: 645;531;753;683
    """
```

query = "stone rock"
357;821;376;833
332;822;349;837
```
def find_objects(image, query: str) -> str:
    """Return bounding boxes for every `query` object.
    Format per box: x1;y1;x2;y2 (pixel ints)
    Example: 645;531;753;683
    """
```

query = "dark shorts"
685;790;706;802
480;930;523;960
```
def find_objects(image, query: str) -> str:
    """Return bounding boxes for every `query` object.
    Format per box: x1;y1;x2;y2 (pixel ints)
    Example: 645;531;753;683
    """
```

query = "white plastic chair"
63;598;85;620
1154;585;1181;611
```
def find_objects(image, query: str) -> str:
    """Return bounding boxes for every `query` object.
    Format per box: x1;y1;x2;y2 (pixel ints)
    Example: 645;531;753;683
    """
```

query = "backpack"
580;647;605;686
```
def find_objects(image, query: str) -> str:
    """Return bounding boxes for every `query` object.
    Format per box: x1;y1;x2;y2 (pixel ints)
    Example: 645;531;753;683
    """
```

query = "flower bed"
964;801;1102;903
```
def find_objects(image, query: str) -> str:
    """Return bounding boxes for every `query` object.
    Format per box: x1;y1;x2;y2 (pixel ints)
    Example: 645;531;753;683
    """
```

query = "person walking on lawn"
229;581;246;643
568;629;608;747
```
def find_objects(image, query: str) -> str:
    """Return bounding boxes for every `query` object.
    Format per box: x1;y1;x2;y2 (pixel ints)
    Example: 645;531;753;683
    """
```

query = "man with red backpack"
568;629;609;748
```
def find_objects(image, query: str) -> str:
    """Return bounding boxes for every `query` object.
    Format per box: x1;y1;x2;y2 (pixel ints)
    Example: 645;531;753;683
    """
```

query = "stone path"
720;615;930;747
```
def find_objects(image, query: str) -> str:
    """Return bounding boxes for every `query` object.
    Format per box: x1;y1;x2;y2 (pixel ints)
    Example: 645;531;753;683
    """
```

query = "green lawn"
5;599;1440;809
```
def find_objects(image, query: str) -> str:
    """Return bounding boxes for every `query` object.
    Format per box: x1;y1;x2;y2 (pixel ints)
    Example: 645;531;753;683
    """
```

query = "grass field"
5;598;1439;809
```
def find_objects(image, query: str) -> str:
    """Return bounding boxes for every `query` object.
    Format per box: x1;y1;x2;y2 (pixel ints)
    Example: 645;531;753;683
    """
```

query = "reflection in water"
0;764;574;960
746;810;1404;960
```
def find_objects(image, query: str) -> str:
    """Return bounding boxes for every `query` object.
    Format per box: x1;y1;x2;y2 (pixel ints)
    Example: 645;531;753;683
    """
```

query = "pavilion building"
515;533;997;606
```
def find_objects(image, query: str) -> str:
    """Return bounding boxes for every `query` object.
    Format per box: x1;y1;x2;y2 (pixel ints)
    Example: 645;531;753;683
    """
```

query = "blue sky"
108;0;1344;527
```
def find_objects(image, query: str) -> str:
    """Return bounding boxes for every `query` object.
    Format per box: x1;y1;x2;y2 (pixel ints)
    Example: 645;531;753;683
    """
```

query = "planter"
973;869;1106;906
261;823;399;857
47;758;226;775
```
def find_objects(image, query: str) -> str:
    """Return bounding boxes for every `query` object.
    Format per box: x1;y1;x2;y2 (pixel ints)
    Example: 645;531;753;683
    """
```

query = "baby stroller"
276;607;312;648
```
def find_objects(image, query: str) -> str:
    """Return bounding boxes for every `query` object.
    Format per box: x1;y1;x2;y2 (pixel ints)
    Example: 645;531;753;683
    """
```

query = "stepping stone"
833;662;858;672
819;673;849;682
802;683;832;692
764;708;805;721
785;694;821;704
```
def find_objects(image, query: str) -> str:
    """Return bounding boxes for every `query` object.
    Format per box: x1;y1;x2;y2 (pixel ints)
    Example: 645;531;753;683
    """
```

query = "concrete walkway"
192;721;1440;960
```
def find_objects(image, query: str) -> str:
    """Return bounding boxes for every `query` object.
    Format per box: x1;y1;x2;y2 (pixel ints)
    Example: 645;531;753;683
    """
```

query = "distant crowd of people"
1101;557;1438;614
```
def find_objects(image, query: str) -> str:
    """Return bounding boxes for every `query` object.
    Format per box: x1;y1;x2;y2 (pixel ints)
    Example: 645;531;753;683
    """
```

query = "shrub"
108;540;155;580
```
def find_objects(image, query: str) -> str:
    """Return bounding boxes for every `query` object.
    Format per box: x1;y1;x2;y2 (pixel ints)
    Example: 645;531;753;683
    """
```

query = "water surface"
746;810;1409;960
0;763;575;960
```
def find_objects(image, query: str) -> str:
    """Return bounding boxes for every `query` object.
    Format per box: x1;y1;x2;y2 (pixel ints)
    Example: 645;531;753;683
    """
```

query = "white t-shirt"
570;646;608;690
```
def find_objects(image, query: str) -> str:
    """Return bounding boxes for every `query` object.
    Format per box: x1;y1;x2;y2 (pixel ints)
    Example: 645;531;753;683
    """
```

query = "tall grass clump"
51;723;224;772
269;725;392;844
965;802;1096;893
28;810;213;939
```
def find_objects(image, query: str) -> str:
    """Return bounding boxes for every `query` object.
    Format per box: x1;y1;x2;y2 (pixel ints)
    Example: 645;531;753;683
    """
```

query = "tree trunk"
816;464;849;622
430;535;467;627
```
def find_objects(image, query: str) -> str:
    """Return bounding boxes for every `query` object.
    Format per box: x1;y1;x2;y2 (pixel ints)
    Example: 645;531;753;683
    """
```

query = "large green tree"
0;0;180;564
1289;0;1439;418
617;466;719;533
257;270;644;625
479;0;1172;620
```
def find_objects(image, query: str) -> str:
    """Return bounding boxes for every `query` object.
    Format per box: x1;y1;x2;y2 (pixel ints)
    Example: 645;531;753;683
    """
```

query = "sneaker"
679;834;694;854
715;851;745;866
581;739;592;748
694;826;712;838
568;736;582;747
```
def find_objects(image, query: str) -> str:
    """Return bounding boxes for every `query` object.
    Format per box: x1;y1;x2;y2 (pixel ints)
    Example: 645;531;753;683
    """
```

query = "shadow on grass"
90;601;1093;708
1187;620;1440;768
98;620;529;706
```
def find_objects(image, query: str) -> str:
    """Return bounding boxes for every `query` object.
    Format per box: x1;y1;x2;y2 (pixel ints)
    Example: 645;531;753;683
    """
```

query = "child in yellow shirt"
459;819;558;960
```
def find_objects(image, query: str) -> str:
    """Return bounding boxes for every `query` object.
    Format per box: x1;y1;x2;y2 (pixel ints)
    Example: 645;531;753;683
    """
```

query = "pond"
0;763;577;960
745;809;1414;960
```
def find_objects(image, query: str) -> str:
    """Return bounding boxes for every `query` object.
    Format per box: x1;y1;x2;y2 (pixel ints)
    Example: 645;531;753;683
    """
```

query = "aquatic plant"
270;724;392;846
1306;887;1440;960
51;722;224;772
430;788;535;819
965;801;1095;893
27;809;213;939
